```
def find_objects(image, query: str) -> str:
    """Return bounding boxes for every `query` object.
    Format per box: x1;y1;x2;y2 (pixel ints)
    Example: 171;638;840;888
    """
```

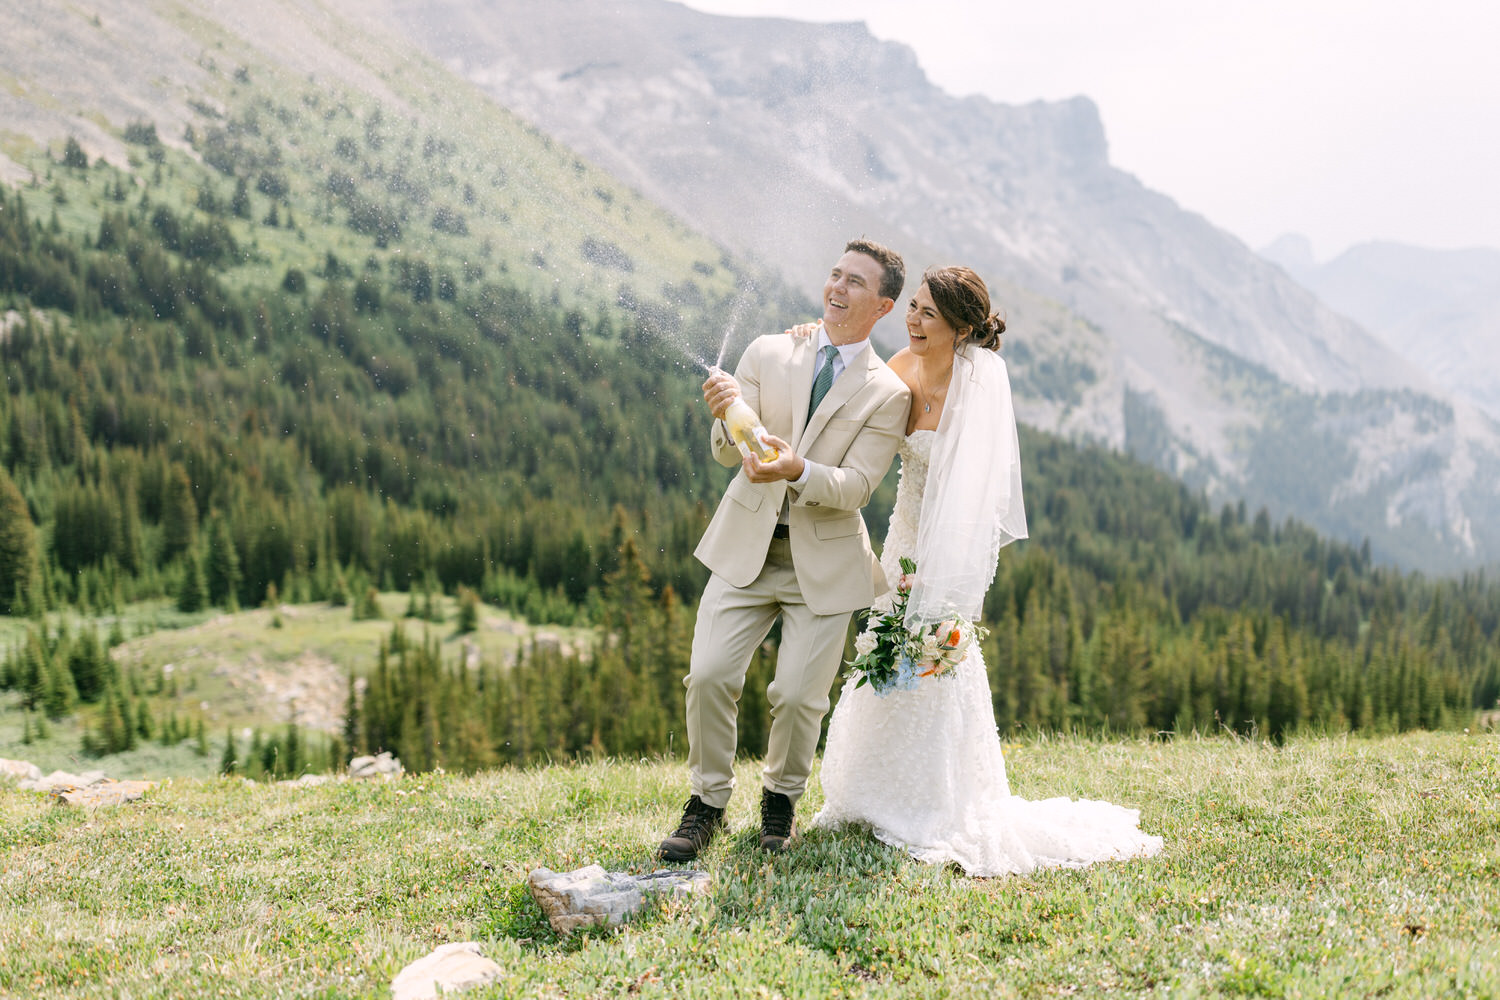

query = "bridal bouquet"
847;558;988;696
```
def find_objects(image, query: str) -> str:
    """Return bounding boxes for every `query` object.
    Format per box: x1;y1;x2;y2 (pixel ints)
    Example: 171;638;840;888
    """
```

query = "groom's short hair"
845;238;905;301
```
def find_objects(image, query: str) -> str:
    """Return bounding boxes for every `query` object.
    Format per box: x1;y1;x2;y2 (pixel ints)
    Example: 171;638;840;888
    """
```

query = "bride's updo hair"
923;265;1005;351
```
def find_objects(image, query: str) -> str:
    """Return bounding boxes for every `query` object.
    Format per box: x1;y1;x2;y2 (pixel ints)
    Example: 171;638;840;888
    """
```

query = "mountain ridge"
351;0;1500;570
1261;234;1500;424
2;0;1498;570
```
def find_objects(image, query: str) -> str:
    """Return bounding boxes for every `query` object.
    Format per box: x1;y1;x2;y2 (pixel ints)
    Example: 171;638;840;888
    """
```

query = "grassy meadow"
2;732;1496;998
0;597;592;778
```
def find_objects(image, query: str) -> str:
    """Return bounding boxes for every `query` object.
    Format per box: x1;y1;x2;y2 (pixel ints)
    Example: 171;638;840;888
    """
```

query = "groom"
659;239;912;861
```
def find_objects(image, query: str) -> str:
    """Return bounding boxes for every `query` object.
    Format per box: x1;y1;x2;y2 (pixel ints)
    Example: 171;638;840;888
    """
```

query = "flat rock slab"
20;769;108;793
528;865;712;935
53;779;156;808
349;751;404;780
391;941;502;1000
0;758;43;784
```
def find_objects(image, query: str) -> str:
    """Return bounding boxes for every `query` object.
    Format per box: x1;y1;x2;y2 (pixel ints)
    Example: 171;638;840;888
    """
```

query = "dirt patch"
210;651;348;733
112;617;350;734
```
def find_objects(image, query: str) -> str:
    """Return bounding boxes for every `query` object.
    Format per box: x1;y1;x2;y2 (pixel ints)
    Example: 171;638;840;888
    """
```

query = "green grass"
2;732;1495;997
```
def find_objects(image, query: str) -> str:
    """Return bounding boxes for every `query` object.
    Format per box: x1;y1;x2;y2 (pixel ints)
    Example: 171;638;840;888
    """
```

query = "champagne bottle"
723;397;779;463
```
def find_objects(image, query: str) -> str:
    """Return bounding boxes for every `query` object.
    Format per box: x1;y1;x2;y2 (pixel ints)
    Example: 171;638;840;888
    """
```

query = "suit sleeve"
793;381;909;512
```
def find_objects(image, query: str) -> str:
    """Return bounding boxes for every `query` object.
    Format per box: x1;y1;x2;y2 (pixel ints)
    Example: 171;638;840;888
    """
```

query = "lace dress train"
812;431;1163;876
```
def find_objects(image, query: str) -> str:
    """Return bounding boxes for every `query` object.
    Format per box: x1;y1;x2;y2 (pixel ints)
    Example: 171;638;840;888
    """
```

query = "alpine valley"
4;0;1500;764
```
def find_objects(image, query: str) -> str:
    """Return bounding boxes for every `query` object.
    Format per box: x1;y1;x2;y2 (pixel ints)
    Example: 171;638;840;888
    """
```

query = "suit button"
806;501;819;507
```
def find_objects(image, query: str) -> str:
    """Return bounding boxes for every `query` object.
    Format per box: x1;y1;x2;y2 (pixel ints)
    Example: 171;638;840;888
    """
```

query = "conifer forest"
2;80;1498;777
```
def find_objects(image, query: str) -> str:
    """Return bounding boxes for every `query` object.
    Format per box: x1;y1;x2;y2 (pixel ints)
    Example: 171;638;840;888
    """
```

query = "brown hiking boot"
657;795;726;862
759;788;796;853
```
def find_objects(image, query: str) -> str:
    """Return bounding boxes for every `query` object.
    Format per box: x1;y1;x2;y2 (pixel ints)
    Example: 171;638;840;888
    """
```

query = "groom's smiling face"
822;251;893;342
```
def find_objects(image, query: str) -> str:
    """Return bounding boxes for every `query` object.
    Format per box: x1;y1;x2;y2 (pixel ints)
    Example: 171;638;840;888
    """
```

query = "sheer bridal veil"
905;346;1028;629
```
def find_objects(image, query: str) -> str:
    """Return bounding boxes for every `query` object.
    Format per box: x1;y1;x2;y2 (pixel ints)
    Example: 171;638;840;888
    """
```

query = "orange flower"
936;620;962;650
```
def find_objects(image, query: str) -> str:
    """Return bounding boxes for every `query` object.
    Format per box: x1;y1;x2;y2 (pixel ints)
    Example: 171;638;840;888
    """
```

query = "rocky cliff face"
361;0;1500;569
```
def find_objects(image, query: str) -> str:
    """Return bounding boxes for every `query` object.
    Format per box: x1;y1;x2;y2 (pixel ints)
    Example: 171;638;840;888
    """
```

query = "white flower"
853;631;877;657
918;632;942;663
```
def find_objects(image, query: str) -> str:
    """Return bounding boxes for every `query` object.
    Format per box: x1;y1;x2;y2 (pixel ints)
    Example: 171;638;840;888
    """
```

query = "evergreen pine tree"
20;629;47;712
135;697;153;740
99;685;123;753
61;136;89;169
231;176;251;218
422;572;443;623
206;517;241;610
42;650;79;719
68;628;106;703
457;586;479;633
248;729;264;777
284;714;302;777
0;467;39;616
177;550;209;613
259;733;280;778
118;489;145;575
329;564;351;607
220;727;238;775
342;668;360;761
161;464;199;560
353;585;382;621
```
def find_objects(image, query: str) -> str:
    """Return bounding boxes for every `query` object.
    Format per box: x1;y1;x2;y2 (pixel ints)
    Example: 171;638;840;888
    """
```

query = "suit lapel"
799;341;878;448
789;336;817;445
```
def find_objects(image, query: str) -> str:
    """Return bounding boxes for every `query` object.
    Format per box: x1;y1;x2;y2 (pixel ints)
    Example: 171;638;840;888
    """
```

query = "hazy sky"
681;0;1500;261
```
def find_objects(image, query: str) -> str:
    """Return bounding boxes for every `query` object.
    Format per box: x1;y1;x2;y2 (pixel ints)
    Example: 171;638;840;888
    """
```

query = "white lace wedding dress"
812;430;1164;876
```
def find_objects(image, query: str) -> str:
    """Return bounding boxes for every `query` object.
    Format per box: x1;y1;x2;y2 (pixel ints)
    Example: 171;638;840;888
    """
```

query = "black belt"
772;523;790;539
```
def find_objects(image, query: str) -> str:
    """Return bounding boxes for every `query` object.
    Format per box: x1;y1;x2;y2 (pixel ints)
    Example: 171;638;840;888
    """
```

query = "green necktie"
807;345;839;422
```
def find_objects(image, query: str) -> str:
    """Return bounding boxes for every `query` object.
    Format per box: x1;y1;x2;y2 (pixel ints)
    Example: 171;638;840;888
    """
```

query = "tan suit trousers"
685;536;851;809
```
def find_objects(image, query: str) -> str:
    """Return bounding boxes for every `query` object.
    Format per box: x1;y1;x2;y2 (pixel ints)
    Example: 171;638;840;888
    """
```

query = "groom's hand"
743;434;805;483
702;370;739;420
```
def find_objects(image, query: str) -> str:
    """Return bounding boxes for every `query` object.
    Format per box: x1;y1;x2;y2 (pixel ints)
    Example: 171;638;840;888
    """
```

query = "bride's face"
905;283;960;357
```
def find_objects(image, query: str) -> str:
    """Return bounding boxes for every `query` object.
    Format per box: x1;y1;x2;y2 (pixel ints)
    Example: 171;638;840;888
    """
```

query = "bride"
807;265;1163;876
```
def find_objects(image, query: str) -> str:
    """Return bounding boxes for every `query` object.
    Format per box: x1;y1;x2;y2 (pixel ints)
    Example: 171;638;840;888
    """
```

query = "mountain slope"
4;0;1500;774
0;0;809;347
1263;235;1500;422
365;0;1500;571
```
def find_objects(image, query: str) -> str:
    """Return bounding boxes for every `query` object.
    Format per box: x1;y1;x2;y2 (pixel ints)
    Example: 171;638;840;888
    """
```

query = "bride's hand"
897;572;916;594
784;321;818;340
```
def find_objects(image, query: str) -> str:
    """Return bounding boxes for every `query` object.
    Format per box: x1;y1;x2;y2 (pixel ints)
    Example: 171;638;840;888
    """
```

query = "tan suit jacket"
694;333;910;615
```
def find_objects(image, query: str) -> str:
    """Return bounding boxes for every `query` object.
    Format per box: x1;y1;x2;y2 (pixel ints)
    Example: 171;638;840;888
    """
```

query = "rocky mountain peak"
374;0;1499;569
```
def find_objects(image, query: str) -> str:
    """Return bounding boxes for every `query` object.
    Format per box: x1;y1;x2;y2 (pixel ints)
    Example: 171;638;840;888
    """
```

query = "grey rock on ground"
8;767;155;808
528;865;712;935
53;779;156;808
390;942;502;1000
0;758;43;784
349;751;403;780
20;769;108;793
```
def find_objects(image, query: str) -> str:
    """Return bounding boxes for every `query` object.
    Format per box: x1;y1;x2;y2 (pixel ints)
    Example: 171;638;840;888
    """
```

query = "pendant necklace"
916;365;931;413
